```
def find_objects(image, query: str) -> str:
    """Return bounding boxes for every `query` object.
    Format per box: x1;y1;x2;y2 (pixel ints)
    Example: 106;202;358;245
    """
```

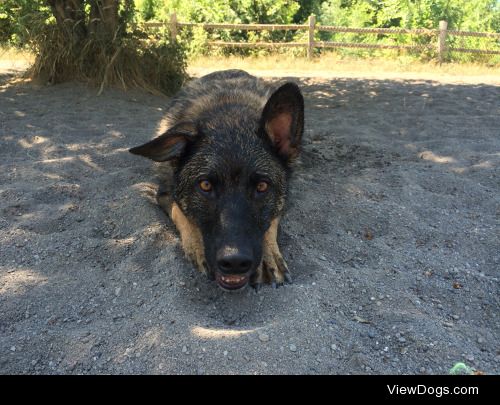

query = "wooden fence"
144;14;500;62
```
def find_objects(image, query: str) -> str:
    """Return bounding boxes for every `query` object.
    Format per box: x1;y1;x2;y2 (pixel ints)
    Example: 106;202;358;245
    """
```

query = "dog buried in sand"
130;69;304;291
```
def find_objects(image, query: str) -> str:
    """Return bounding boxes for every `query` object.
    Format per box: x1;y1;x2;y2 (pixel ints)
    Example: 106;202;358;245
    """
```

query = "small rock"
452;315;460;320
368;330;375;339
258;333;270;343
46;315;58;325
466;355;474;362
398;337;406;343
114;287;121;297
420;367;426;374
10;346;16;352
182;346;188;354
223;351;228;356
477;337;485;344
330;344;337;351
290;344;297;352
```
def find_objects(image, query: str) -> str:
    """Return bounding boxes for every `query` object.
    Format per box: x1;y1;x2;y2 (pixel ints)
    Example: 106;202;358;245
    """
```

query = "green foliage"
152;0;299;24
293;0;323;23
0;0;51;46
1;0;187;94
136;0;162;21
134;0;301;57
318;0;500;62
2;1;499;64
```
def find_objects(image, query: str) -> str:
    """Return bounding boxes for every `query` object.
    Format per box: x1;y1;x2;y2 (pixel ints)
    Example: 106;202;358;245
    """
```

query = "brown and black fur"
130;69;304;290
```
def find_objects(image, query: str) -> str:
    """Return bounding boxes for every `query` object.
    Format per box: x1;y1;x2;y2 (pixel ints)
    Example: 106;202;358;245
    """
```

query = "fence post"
308;14;316;60
438;20;448;63
170;12;177;43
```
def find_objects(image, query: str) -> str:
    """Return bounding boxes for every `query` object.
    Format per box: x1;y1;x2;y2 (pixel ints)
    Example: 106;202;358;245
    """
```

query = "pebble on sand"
259;333;270;342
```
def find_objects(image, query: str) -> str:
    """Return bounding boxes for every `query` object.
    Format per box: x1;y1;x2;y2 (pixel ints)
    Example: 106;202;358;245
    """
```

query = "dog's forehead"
186;134;283;181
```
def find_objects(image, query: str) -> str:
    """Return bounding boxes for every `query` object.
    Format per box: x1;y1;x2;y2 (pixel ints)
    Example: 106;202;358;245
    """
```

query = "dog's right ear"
259;82;304;163
129;122;197;162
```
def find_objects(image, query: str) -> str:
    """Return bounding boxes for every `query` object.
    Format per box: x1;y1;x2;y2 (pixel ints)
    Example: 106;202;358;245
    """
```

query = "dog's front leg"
253;217;292;287
157;189;208;276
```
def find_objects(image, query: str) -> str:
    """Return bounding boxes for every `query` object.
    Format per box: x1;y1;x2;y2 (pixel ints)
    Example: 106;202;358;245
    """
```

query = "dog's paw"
170;202;208;276
251;217;292;288
253;242;292;287
194;252;209;276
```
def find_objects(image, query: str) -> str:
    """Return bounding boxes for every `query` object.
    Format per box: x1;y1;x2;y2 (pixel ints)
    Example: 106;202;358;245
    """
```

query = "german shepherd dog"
130;70;304;291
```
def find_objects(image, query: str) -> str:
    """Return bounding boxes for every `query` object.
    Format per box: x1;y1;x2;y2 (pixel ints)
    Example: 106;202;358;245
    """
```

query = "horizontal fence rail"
177;22;306;30
143;14;500;61
317;26;438;35
206;41;306;48
314;41;433;51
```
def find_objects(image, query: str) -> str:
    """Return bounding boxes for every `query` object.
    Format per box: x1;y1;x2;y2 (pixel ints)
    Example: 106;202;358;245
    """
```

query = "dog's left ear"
129;122;197;162
260;82;304;162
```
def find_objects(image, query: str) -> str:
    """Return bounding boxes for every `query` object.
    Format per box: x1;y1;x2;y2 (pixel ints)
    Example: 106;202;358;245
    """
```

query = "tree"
4;0;187;94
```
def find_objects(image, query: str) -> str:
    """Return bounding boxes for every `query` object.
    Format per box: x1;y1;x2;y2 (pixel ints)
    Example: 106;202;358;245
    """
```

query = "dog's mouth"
215;272;250;291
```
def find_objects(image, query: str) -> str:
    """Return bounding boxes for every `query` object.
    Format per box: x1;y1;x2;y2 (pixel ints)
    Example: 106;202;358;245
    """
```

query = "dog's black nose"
216;248;253;274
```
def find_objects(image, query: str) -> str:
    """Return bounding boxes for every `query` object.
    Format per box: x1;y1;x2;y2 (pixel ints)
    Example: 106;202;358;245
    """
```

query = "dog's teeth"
221;275;246;284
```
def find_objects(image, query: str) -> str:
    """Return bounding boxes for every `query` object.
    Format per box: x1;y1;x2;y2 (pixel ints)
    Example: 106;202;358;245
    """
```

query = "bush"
2;0;188;95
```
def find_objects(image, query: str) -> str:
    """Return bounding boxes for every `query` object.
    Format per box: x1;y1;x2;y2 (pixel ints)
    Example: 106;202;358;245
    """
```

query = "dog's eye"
256;181;269;193
199;180;213;193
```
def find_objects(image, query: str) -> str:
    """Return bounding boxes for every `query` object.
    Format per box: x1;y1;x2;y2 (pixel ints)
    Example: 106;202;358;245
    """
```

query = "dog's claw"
251;281;262;292
257;255;291;287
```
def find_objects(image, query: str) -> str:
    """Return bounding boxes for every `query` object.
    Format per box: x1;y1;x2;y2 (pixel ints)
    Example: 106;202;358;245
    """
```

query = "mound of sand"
0;69;498;374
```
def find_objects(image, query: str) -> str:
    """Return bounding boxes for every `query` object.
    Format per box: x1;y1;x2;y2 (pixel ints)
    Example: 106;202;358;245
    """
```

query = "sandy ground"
0;65;499;375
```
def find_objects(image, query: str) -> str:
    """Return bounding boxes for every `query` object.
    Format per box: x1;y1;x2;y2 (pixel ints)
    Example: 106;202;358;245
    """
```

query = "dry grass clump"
26;18;187;95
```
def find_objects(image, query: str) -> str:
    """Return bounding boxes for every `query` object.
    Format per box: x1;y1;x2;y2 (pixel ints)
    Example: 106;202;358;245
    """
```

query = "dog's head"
130;82;304;290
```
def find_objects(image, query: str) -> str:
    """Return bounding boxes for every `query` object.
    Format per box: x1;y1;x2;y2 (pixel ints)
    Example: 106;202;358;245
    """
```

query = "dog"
130;69;304;291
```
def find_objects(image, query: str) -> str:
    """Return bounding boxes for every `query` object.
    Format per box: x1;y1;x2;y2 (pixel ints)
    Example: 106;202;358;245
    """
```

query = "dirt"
0;66;499;375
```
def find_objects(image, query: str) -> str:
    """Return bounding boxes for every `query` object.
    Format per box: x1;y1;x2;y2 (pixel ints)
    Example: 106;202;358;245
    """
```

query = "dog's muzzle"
214;247;254;290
